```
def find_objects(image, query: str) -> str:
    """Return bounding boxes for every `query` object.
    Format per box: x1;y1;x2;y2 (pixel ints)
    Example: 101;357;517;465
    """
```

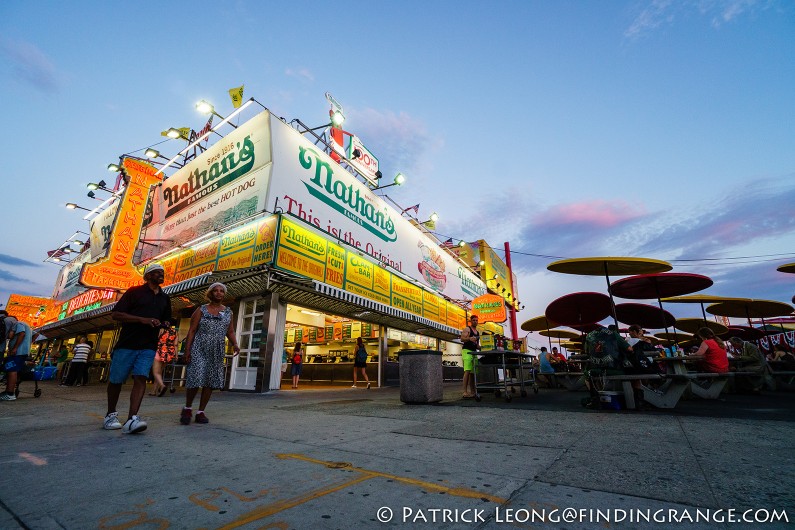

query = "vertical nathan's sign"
80;158;161;291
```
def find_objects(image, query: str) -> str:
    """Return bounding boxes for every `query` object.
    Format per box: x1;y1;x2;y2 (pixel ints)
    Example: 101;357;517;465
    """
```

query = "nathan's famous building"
19;101;520;392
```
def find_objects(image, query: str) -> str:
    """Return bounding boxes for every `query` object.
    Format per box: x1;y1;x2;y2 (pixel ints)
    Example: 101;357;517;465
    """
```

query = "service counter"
282;362;378;385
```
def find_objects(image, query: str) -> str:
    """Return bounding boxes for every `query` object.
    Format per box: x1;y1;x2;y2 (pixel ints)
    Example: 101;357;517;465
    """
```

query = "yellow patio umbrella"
776;263;795;274
661;294;751;321
654;331;693;343
539;329;580;340
520;315;559;332
520;315;562;353
674;318;728;335
706;299;794;327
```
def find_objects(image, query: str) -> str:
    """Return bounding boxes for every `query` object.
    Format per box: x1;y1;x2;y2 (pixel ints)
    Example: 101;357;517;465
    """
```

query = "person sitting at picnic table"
728;337;768;393
691;327;729;373
550;347;567;369
772;346;795;364
537;347;557;388
581;324;632;409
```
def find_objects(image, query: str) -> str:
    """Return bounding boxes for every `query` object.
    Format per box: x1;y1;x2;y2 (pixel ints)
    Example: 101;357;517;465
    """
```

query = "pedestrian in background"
151;325;178;397
1;315;32;401
66;337;91;386
460;315;480;398
291;342;304;389
352;337;371;389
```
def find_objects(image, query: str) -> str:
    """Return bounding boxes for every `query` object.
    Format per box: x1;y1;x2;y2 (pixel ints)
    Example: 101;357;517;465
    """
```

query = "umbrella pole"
655;282;676;349
603;263;619;328
700;302;708;323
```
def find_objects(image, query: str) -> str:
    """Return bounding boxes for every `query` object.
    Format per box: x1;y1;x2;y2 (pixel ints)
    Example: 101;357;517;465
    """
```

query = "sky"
1;0;794;347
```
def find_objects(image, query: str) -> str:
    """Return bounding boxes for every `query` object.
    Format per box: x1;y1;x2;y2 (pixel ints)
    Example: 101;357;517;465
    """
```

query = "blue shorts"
109;348;156;384
3;355;28;372
291;363;303;376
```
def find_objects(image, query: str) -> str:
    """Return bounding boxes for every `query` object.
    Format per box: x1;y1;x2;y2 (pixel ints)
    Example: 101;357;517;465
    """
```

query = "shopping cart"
473;349;538;402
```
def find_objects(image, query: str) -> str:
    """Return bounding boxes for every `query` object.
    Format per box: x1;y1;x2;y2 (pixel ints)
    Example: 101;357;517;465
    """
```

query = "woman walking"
352;337;370;389
151;325;177;396
291;342;304;389
180;283;239;425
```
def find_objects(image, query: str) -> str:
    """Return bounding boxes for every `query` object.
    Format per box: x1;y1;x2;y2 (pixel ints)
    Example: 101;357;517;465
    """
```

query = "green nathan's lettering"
299;146;397;243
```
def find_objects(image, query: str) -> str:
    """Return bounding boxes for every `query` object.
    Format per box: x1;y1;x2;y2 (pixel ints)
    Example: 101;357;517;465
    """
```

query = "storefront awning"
166;266;461;340
36;303;117;339
36;265;461;342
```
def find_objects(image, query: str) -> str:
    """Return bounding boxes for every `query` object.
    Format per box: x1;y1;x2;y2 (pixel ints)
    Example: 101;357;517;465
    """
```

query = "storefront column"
378;325;387;388
254;291;282;393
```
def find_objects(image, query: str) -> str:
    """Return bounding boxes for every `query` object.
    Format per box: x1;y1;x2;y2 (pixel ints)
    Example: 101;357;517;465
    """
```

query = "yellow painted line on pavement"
276;453;506;504
216;474;372;529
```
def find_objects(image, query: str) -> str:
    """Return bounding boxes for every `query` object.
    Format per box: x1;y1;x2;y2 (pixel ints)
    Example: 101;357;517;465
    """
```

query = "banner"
52;250;92;301
478;240;519;308
266;115;486;302
89;199;120;259
155;215;278;285
140;111;272;261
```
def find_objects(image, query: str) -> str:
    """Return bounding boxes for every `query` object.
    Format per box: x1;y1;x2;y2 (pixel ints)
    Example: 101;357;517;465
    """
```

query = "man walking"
1;315;32;401
104;263;171;433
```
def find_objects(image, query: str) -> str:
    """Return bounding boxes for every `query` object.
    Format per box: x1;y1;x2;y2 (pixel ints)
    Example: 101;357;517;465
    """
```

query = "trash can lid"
397;349;442;357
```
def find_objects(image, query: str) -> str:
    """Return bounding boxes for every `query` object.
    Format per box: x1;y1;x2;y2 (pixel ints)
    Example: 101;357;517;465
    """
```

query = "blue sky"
1;1;794;345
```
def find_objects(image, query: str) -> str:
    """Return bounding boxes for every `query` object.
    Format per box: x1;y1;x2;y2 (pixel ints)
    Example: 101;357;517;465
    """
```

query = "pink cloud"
533;200;646;228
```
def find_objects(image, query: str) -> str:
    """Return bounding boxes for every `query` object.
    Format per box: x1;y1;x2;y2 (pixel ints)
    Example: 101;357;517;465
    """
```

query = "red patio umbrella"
611;273;713;345
611;273;714;300
725;326;766;341
545;292;612;327
615;303;675;329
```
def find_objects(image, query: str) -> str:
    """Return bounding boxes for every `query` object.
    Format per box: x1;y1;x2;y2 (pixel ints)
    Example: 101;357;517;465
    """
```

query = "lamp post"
87;180;113;193
372;173;406;191
65;203;91;212
196;100;236;129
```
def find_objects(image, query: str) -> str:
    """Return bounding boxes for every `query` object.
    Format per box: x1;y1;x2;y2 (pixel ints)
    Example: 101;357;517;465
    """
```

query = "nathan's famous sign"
139;112;272;261
267;114;485;303
298;146;396;243
80;158;161;290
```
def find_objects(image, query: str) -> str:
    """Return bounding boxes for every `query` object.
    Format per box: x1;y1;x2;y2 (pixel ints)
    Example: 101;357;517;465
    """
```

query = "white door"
229;297;264;390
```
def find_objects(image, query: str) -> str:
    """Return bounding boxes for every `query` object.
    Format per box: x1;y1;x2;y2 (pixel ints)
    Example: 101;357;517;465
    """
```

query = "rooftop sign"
80;158;161;291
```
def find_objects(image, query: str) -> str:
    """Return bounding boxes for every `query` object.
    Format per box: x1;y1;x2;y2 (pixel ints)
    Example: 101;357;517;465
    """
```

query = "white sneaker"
0;393;17;401
351;385;357;388
122;415;147;434
103;412;122;430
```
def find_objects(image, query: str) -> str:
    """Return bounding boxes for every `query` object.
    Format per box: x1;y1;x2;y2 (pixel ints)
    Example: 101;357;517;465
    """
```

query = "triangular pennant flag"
229;85;244;108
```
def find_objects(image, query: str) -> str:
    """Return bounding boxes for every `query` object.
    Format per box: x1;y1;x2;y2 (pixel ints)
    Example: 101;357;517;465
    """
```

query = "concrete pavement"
0;380;793;529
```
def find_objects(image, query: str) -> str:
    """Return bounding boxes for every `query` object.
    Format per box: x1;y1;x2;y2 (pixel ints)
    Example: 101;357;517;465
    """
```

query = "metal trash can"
398;349;443;403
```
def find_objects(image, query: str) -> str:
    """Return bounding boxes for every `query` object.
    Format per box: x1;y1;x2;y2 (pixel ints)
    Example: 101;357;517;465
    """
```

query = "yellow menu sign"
81;158;161;291
275;219;327;281
274;216;466;331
